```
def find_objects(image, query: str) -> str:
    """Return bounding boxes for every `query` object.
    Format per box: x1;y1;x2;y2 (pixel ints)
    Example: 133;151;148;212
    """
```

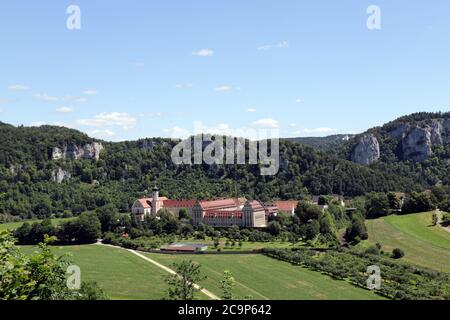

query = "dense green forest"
0;112;448;221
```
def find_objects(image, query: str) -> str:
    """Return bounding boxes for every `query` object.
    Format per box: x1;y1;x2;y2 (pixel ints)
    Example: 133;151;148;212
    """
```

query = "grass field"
19;244;189;300
0;218;74;232
364;211;450;273
19;244;384;300
144;253;384;300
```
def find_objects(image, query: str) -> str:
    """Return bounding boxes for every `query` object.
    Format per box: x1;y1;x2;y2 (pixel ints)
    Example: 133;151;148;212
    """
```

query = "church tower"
151;183;159;215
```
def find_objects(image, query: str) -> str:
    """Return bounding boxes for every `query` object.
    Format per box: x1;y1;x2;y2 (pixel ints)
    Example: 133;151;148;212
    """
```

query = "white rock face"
51;167;71;183
402;127;433;162
140;140;156;150
385;118;450;162
351;134;380;165
429;119;443;145
388;123;410;139
52;142;103;161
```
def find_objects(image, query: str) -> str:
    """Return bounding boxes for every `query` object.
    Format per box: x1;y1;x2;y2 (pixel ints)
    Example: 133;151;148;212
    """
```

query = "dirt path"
96;242;220;300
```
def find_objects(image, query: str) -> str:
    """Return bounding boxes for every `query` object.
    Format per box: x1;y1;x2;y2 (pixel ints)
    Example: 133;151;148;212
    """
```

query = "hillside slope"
0;113;448;220
364;212;450;273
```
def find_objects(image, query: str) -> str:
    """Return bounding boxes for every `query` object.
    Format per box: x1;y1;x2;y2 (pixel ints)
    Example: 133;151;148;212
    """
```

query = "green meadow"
19;244;383;300
0;218;74;232
20;244;174;300
364;211;450;273
145;252;384;300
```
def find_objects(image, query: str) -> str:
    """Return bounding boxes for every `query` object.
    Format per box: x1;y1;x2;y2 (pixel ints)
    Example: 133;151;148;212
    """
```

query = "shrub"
392;248;405;259
365;245;380;256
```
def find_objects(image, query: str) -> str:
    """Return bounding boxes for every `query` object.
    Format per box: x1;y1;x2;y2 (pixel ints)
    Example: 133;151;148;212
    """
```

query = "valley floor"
20;244;383;300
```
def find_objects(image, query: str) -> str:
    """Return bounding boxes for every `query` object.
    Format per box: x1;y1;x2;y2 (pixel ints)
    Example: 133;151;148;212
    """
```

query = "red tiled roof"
137;198;152;209
136;197;168;209
163;200;196;208
275;201;299;212
198;198;246;210
247;200;264;211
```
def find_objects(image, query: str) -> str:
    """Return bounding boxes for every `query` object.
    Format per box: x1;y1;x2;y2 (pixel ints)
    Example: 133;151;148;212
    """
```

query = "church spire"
152;180;159;192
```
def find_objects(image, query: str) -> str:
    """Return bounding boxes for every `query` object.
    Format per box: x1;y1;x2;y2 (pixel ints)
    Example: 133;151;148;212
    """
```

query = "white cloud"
251;119;279;128
289;123;297;127
29;121;73;128
76;112;137;129
83;90;98;95
295;98;302;103
175;83;194;89
8;84;30;91
192;49;214;57
90;129;115;138
164;121;280;140
215;85;239;92
55;106;73;113
61;95;87;103
34;93;88;103
163;126;191;139
201;123;232;136
303;127;336;134
34;93;58;101
258;41;289;51
247;108;257;112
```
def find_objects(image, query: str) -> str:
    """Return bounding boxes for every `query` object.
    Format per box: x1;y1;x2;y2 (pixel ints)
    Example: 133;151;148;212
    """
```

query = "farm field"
19;244;205;300
19;244;384;300
144;253;385;300
364;211;450;273
0;217;74;232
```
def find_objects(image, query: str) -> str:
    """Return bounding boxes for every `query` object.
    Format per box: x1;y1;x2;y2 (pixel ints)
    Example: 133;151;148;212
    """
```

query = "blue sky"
0;0;449;141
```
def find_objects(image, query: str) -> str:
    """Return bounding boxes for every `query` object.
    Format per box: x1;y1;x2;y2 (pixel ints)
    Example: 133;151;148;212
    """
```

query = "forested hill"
337;112;449;186
341;112;450;162
283;134;355;151
0;112;448;220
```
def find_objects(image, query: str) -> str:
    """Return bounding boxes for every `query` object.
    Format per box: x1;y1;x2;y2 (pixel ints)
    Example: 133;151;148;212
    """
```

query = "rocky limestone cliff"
52;142;103;161
402;127;433;162
51;167;71;183
387;118;449;162
351;134;380;165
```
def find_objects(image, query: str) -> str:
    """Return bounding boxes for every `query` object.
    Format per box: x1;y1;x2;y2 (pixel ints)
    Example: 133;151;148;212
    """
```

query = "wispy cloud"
34;93;59;101
214;85;239;92
257;41;289;51
55;106;73;113
90;129;115;138
303;127;336;134
252;118;279;128
74;97;87;103
83;90;98;95
175;83;194;89
76;112;137;129
8;84;31;91
192;49;214;57
163;126;191;139
247;108;257;112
